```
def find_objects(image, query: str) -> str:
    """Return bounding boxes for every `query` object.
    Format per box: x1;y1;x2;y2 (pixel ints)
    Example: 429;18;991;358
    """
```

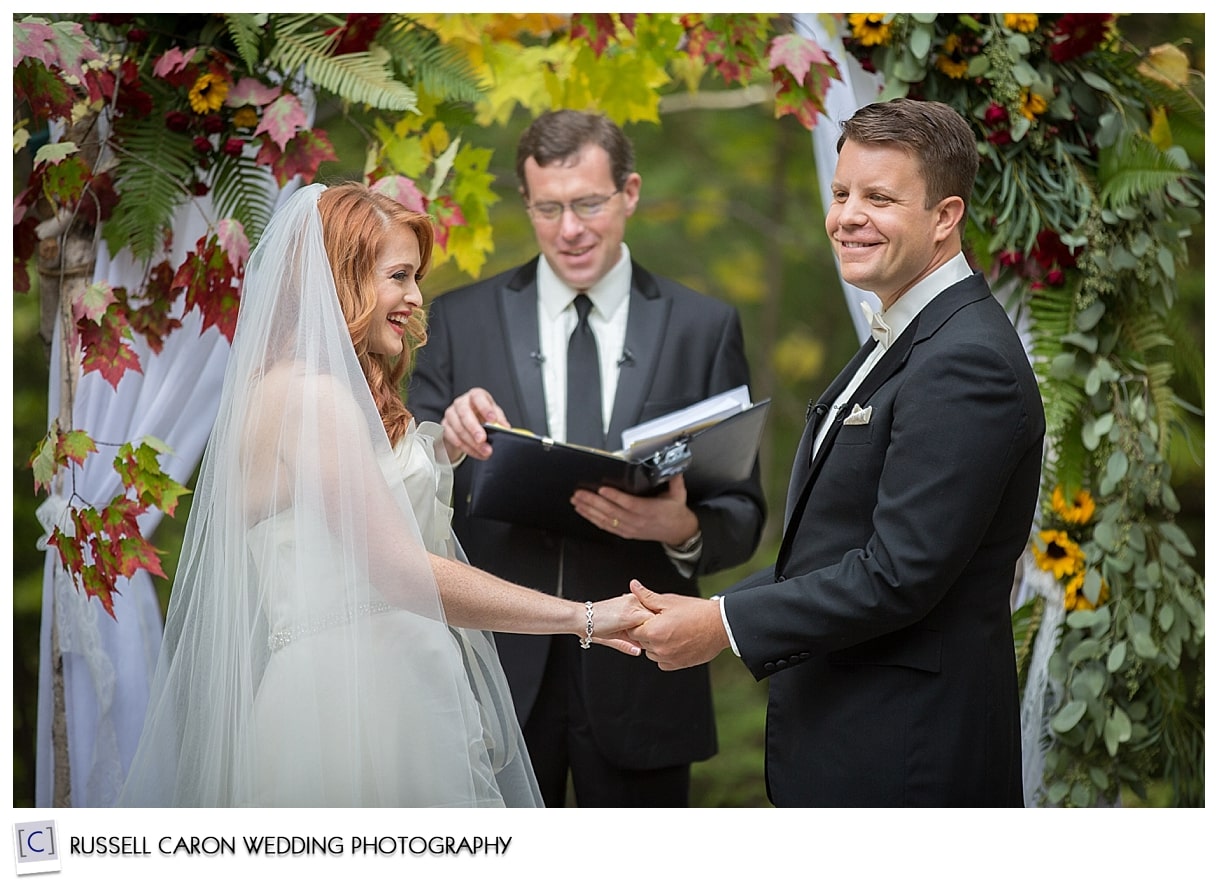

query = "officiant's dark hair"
837;99;978;214
515;109;635;197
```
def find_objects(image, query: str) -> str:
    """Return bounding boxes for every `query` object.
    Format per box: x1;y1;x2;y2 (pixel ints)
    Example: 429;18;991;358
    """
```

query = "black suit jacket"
724;272;1044;806
407;257;765;770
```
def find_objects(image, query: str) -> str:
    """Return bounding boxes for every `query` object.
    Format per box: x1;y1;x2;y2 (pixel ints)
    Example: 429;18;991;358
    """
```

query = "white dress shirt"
536;244;632;444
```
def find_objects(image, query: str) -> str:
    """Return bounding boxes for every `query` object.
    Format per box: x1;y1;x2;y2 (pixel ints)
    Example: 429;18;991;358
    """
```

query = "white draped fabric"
794;13;1050;805
793;13;883;347
35;181;303;809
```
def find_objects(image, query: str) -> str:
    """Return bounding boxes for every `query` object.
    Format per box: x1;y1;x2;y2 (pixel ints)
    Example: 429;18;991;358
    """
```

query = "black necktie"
566;293;604;448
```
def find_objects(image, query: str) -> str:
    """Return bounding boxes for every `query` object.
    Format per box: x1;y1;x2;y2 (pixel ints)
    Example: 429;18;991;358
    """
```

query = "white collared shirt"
536;244;632;444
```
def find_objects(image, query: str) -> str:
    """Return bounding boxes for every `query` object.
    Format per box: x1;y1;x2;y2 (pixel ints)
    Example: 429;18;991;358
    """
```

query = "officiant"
407;109;765;807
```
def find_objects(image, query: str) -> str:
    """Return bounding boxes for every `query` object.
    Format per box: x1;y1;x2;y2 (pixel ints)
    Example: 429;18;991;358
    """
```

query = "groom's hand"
627;579;730;671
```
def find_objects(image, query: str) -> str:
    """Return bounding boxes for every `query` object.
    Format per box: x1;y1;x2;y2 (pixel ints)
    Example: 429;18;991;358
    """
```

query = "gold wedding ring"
612;518;619;528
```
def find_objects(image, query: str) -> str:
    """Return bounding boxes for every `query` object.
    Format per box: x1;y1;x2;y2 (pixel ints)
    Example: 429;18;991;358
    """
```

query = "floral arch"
14;12;1204;807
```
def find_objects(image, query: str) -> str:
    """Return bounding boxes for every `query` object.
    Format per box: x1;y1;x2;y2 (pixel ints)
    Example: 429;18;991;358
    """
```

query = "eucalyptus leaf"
1106;641;1127;672
1051;699;1088;733
1105;449;1129;484
909;28;932;60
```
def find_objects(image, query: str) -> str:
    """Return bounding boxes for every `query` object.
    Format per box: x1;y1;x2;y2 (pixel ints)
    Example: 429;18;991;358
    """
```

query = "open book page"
619;385;752;459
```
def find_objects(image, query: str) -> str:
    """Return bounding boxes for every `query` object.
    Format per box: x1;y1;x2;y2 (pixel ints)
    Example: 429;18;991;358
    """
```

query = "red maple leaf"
255;128;338;187
124;261;184;354
571;13;618;57
173;235;242;341
78;307;142;389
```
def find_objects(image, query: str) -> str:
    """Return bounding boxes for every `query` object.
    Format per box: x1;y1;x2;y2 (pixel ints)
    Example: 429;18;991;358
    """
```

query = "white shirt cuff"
712;594;741;657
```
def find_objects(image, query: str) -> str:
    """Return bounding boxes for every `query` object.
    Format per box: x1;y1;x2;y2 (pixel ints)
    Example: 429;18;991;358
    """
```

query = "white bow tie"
860;301;891;348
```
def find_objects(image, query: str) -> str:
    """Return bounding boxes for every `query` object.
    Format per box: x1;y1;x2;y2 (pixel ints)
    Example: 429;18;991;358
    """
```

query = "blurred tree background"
11;13;1204;808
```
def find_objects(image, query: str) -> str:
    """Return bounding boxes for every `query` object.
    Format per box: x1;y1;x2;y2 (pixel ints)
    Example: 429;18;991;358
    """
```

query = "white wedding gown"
243;422;539;807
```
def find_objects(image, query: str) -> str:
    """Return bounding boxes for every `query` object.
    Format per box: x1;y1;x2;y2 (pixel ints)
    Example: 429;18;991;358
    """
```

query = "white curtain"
793;13;883;347
34;179;304;809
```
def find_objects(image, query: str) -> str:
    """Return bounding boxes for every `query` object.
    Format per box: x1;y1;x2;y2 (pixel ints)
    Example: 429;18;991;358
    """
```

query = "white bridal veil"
118;184;540;807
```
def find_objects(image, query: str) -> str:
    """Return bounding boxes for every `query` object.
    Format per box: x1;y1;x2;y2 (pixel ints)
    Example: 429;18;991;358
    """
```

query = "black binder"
465;399;770;539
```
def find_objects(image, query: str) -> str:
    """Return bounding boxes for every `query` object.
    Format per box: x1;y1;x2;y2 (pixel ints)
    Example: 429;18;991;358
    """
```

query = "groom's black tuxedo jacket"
724;272;1044;806
407;257;765;771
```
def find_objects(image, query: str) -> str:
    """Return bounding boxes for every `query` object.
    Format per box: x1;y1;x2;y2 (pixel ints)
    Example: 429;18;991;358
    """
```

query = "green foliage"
104;110;198;262
268;15;418;112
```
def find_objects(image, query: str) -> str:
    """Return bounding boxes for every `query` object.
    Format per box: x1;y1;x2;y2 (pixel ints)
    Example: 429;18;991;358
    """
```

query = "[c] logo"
11;820;61;876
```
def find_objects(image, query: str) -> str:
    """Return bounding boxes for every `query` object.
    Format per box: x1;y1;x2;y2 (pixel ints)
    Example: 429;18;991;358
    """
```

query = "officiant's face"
368;226;424;358
522;143;641;292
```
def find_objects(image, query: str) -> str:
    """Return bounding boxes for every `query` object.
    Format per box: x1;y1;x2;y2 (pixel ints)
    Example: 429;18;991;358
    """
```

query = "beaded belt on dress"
268;600;395;651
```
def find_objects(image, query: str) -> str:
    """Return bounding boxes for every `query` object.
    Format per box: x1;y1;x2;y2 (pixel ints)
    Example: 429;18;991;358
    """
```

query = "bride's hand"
587;593;654;655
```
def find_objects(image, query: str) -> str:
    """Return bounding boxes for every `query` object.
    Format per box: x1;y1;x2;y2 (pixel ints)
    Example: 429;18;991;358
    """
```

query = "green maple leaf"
30;426;97;492
114;440;192;516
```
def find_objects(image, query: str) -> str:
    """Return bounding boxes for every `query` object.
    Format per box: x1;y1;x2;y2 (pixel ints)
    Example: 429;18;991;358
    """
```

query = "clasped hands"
589;580;729;670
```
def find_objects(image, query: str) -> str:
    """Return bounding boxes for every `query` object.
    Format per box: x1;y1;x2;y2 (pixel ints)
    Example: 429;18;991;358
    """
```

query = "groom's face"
826;139;957;310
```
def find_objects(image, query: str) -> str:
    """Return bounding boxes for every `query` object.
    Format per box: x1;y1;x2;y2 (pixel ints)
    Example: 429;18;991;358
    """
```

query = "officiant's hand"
441;386;510;462
571;474;699;546
626;579;730;670
588;593;655;655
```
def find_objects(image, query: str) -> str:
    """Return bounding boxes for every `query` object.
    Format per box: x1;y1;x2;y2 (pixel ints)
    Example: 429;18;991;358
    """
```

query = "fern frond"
378;16;486;104
1099;134;1193;210
269;17;417;111
223;13;268;72
208;152;277;248
104;119;197;262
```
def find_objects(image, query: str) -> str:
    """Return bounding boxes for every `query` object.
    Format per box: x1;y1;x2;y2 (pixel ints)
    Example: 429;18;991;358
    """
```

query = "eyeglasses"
525;190;621;222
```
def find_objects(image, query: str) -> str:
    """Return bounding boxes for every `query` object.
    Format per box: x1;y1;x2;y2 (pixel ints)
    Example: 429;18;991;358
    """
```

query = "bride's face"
367;226;424;358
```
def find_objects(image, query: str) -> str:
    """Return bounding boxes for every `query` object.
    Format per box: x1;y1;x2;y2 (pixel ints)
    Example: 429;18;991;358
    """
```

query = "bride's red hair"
317;183;434;446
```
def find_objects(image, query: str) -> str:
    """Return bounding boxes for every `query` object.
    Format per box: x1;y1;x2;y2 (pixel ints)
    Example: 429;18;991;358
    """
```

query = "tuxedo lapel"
606;263;669;446
498;261;550;434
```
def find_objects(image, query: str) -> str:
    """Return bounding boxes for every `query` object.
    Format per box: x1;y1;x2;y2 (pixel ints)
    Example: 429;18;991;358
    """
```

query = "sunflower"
1033;529;1085;580
1051;486;1095;526
847;14;893;47
188;71;229;114
935;33;969;79
1064;571;1109;611
1020;88;1050;121
1003;14;1038;34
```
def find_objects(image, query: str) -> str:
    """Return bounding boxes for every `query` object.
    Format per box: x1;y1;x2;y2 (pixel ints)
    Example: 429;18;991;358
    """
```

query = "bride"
118;182;648;807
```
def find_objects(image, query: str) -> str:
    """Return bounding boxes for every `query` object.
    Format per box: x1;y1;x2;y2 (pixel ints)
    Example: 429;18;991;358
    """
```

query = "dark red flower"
1049;13;1113;63
984;102;1008;126
329;13;385;55
127;28;148;43
1031;230;1079;270
201;114;224;134
165;111;191;133
191;181;210;197
1046;269;1065;286
222;138;244;158
193;136;213;154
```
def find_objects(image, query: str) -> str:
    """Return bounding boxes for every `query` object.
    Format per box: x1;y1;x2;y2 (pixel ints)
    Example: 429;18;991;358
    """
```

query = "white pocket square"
843;404;872;426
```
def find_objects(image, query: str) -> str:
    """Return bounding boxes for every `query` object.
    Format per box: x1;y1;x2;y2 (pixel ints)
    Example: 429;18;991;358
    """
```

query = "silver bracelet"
579;600;594;649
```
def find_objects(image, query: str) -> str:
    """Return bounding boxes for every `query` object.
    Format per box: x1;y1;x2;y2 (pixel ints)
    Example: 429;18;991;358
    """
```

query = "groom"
628;99;1044;806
